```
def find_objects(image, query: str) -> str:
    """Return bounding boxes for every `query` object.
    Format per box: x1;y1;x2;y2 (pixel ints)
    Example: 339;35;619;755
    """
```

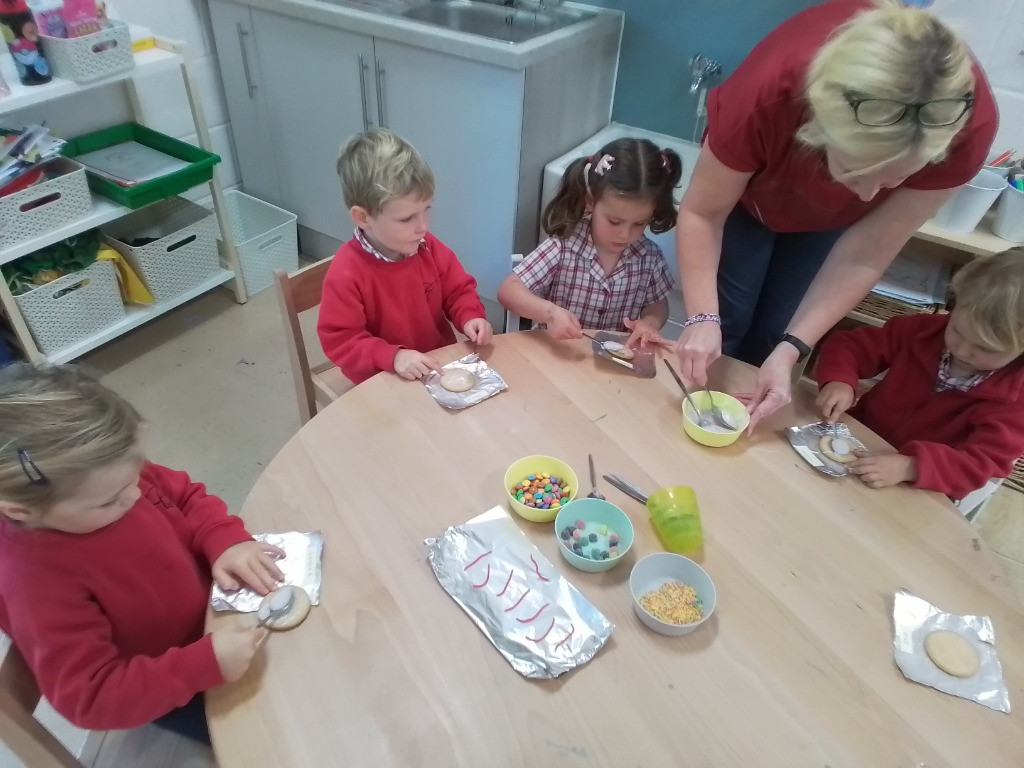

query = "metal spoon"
661;359;712;429
581;331;617;354
587;453;605;500
702;384;738;431
256;588;295;629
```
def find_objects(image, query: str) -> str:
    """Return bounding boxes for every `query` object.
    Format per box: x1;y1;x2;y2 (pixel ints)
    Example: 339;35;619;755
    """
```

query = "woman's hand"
849;452;917;489
672;321;722;386
623;317;670;348
212;541;286;595
545;305;583;340
463;318;493;346
744;345;795;432
816;382;855;422
393;349;441;380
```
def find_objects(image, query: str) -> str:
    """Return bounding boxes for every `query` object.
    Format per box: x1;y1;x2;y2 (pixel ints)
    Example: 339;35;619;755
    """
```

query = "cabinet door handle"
375;58;386;128
237;23;256;99
357;54;371;131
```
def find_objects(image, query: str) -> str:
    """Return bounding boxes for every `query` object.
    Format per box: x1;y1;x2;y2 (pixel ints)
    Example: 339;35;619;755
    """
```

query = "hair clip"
17;449;49;486
593;154;614;176
660;150;669;170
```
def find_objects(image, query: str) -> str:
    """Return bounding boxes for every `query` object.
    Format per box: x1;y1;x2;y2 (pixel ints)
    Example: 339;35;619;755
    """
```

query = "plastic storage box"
102;197;220;302
0;158;93;250
222;191;298;295
40;20;134;85
62;123;220;209
14;259;125;355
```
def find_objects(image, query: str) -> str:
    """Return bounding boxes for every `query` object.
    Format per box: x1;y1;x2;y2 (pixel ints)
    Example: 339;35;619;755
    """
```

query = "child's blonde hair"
797;0;975;173
0;364;141;511
951;247;1024;354
336;129;435;216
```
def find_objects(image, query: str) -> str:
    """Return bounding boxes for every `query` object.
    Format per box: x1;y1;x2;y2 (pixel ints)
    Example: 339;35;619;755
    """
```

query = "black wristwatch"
780;333;812;362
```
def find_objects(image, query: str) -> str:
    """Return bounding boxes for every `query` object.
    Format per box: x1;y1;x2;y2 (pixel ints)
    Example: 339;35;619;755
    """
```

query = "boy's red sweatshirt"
815;314;1024;498
317;232;486;384
0;463;252;729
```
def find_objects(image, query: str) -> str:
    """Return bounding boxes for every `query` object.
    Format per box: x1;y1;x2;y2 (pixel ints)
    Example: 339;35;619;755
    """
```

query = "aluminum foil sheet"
892;589;1009;713
423;353;507;410
210;531;323;612
590;331;656;379
785;421;866;477
426;506;614;679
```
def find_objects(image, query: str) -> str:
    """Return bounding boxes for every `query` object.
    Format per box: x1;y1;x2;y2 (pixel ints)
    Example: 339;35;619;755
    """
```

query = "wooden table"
207;332;1024;768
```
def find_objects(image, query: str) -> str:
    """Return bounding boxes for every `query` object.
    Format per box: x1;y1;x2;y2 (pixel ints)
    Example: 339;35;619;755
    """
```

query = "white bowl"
629;553;716;636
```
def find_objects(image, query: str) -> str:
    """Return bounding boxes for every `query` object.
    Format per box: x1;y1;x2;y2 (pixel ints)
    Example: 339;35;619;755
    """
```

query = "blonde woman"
672;0;997;430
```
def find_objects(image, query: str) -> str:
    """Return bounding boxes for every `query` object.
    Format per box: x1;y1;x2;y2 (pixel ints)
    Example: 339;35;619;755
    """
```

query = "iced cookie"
600;341;635;361
924;629;979;678
440;369;476;393
818;435;856;464
257;585;312;631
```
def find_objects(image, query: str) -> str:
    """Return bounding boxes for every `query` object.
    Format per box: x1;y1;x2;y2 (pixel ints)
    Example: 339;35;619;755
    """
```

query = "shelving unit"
0;39;248;364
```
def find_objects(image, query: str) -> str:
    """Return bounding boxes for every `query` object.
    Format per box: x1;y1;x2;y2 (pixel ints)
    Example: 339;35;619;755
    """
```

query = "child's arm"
497;241;582;339
814;320;903;391
624;251;674;346
430;236;488;332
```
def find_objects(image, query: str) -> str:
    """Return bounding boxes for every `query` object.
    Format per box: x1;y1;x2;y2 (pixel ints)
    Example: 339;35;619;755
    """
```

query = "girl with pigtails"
497;137;682;348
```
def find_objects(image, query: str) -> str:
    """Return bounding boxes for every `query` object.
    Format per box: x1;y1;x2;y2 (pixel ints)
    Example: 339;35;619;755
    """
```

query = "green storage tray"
61;123;221;210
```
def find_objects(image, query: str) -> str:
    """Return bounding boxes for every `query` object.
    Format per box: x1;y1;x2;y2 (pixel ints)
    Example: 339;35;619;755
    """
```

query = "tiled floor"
2;284;1022;767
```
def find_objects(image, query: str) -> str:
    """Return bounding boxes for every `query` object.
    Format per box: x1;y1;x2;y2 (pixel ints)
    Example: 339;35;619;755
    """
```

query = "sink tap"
689;53;722;94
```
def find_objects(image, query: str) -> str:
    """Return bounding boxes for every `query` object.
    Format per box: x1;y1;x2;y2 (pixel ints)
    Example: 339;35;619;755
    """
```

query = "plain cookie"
924;630;979;678
440;368;476;393
257;585;312;631
818;435;856;464
600;341;635;360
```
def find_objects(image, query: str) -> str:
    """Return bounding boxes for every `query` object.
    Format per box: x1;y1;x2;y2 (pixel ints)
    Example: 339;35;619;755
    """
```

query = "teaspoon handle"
662;359;701;414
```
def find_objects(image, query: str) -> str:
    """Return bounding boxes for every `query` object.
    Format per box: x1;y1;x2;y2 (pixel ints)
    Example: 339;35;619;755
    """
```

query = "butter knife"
601;473;650;504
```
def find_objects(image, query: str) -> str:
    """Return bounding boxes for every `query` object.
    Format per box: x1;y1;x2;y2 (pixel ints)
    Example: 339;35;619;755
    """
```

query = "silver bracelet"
682;313;721;328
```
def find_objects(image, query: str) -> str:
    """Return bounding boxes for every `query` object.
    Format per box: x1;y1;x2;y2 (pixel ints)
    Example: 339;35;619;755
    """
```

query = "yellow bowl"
681;390;749;447
504;455;579;523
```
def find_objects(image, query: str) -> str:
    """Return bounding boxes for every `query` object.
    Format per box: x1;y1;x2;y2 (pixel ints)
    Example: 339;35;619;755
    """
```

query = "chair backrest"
0;643;82;767
274;258;334;425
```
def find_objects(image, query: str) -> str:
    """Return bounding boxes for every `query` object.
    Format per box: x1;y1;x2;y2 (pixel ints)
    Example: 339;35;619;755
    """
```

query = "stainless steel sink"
401;1;593;43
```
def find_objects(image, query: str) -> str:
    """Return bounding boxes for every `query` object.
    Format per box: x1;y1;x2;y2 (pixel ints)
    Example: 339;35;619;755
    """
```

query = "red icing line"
553;624;575;651
504;588;530;612
497;569;514;597
464;550;492;570
471;564;490;589
529;554;551;582
516;602;550;623
530;618;556;643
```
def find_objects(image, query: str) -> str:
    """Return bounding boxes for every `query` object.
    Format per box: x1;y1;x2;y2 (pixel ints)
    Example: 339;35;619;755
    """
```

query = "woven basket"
1004;459;1024;496
851;293;943;326
0;158;93;250
40;20;134;85
221;191;297;296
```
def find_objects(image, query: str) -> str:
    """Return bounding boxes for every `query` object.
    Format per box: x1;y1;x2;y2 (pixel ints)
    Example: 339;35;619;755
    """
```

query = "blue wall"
587;0;824;140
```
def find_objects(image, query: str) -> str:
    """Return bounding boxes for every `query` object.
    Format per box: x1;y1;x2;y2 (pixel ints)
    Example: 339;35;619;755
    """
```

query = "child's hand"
394;349;441;380
816;381;855;422
848;452;917;489
212;541;286;595
623;317;670;348
212;620;268;683
463;318;493;346
545;305;582;340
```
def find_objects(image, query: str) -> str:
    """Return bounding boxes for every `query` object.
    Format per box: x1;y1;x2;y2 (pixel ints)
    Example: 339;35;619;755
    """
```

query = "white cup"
931;168;1006;233
992;183;1024;243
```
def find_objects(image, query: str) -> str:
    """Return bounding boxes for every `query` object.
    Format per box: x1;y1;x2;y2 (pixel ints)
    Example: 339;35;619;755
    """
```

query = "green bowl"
554;498;634;573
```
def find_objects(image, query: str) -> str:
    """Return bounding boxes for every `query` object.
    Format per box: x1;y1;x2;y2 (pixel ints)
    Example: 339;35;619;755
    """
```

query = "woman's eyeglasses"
845;93;975;127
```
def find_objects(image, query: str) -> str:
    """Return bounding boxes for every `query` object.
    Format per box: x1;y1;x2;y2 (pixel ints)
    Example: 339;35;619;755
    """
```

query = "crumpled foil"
210;531;324;612
785;421;867;477
422;353;507;410
892;589;1010;713
425;506;613;679
589;331;656;379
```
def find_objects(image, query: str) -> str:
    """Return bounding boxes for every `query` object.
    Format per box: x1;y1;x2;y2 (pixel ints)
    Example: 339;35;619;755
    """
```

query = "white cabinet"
0;42;246;364
210;0;620;300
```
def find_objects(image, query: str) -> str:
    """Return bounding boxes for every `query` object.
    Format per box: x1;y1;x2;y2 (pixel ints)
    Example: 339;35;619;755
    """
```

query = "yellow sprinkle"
639;581;702;625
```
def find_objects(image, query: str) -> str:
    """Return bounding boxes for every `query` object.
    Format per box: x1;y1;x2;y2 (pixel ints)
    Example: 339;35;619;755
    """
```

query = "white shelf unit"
0;40;248;364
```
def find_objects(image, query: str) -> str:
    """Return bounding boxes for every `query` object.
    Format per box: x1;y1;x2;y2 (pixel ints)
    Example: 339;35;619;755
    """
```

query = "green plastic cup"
645;485;702;553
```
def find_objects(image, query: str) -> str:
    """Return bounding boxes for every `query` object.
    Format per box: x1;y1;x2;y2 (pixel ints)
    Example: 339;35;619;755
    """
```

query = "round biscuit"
440;369;476;393
924;629;979;678
257;585;312;631
818;435;856;464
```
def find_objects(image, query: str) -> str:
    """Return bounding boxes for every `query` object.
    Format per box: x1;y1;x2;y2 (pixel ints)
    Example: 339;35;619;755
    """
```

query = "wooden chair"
274;259;353;424
0;642;82;768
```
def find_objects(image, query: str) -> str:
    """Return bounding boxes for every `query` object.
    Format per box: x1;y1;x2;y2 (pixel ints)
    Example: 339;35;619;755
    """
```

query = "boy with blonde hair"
816;247;1024;499
318;129;492;384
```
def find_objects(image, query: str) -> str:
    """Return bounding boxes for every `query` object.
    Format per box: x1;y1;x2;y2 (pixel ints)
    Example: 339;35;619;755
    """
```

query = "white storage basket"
222;190;298;295
40;20;134;85
0;158;93;250
14;259;125;355
102;197;220;302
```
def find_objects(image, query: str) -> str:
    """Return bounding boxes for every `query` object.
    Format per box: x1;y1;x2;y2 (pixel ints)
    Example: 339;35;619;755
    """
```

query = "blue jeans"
717;204;846;366
151;693;210;745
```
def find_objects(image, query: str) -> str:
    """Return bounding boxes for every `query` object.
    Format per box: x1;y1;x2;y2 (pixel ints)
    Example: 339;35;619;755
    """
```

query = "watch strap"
780;333;812;362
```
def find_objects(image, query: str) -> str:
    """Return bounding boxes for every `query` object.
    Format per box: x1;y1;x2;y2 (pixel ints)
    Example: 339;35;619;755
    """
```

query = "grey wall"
587;0;823;140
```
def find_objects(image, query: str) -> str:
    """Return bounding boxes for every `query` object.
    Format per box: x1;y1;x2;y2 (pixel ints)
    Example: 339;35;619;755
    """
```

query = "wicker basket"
1004;459;1024;496
221;191;298;295
40;20;134;85
14;259;125;355
0;158;93;250
102;197;219;302
850;293;944;327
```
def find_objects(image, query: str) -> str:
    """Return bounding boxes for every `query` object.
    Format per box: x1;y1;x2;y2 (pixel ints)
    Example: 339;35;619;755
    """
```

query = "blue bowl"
553;498;634;573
